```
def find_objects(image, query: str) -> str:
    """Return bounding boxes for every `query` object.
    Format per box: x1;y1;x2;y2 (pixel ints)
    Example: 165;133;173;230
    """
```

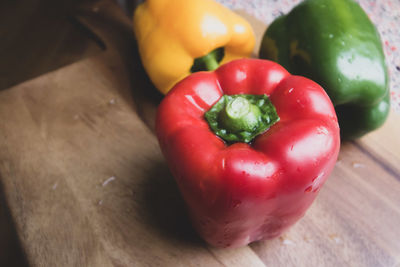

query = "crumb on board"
352;162;365;168
329;233;342;244
52;182;58;190
102;176;116;187
279;236;296;246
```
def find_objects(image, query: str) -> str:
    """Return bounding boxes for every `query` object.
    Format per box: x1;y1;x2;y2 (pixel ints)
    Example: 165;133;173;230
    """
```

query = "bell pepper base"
156;59;340;248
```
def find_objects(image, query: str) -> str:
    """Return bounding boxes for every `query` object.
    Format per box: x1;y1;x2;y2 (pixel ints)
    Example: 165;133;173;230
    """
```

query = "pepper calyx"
205;94;279;143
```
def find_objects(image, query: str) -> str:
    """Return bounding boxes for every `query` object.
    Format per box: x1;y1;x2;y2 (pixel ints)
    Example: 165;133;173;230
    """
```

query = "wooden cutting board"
1;1;399;266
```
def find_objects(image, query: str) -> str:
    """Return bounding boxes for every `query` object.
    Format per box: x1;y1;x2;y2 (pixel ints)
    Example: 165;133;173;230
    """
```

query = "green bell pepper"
259;0;390;140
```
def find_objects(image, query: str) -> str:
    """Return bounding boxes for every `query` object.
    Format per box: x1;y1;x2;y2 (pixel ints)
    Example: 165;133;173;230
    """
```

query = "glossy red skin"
156;59;340;248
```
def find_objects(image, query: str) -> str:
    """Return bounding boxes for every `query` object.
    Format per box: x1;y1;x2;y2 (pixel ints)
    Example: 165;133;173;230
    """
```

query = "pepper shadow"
139;158;204;246
0;180;29;267
128;40;164;132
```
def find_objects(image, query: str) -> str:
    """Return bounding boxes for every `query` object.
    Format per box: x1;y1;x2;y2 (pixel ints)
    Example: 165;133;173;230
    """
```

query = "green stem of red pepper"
191;47;224;72
205;94;280;143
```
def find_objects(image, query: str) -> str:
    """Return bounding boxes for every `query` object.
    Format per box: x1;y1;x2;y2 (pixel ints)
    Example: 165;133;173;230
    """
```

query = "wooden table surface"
0;0;399;266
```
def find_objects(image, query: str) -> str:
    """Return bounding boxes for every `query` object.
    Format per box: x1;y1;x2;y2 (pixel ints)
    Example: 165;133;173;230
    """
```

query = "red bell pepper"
156;58;340;248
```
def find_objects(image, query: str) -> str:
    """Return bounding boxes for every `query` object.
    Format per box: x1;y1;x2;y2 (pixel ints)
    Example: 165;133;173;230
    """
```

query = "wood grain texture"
251;140;400;267
0;0;399;266
356;113;400;177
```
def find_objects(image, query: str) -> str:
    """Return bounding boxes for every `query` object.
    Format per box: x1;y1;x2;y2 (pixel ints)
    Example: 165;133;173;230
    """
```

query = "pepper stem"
202;53;220;71
219;96;262;133
191;47;225;72
205;94;280;143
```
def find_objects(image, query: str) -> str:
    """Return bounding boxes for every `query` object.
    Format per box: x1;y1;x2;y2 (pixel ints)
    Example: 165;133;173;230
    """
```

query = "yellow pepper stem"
202;53;220;71
191;47;224;72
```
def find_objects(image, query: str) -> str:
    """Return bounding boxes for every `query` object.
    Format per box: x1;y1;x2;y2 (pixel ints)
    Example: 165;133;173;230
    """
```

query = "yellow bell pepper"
133;0;256;94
